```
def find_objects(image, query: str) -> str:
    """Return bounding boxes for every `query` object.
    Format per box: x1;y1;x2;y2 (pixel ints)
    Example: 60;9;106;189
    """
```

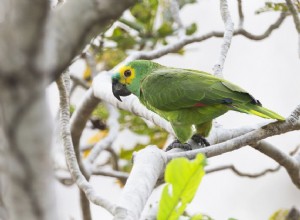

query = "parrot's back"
139;67;284;123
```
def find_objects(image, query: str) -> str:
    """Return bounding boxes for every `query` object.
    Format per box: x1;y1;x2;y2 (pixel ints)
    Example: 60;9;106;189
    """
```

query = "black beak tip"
116;95;122;102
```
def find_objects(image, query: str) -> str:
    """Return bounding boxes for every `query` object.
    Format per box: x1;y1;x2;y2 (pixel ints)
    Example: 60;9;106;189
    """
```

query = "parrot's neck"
127;62;162;98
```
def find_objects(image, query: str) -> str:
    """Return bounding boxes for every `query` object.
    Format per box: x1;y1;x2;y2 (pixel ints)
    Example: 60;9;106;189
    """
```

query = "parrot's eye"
124;69;131;77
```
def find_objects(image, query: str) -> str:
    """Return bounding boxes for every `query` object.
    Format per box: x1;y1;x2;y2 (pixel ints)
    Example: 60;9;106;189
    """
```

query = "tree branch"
251;141;300;187
56;71;116;214
235;13;287;40
70;74;90;90
237;0;244;28
113;146;167;220
85;104;120;166
287;104;300;125
38;0;137;76
92;75;175;135
206;164;280;178
170;0;185;37
213;0;234;77
285;0;300;57
92;169;129;182
167;114;300;167
0;0;49;73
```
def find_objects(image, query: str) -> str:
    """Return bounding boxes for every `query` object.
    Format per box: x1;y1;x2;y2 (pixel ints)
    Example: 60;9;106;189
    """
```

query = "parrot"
112;60;285;150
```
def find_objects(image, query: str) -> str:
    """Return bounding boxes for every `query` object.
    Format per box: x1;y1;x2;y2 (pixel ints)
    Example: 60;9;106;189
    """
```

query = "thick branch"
0;0;49;73
38;0;136;75
114;146;167;220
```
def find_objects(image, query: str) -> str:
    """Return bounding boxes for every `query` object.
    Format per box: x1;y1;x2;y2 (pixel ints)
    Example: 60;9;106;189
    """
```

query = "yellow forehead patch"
119;66;135;84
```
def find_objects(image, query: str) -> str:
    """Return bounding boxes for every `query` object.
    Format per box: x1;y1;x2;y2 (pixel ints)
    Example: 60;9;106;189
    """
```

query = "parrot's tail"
232;104;285;121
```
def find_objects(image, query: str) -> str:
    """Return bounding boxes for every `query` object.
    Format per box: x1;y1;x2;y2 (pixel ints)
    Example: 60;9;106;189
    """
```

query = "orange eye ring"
124;69;131;77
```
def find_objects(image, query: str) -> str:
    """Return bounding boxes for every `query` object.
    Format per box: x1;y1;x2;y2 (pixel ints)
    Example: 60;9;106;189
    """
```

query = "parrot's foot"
166;139;192;151
191;134;210;147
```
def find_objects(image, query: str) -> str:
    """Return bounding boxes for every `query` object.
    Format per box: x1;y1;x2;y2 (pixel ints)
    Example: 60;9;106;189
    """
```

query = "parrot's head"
112;60;161;101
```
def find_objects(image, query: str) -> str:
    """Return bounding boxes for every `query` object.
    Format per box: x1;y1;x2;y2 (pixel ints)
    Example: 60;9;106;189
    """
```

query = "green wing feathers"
140;66;284;121
232;103;285;120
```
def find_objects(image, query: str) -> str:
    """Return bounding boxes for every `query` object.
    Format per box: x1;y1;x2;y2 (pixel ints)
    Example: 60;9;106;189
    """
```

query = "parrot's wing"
140;67;258;111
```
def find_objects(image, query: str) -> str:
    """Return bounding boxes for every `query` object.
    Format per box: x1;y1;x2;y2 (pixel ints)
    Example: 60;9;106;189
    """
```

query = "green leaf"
130;0;158;28
269;209;289;220
120;145;145;160
96;48;126;69
178;0;197;8
108;27;136;50
70;104;75;115
185;23;197;36
255;2;289;14
158;154;206;220
157;22;174;37
92;104;109;120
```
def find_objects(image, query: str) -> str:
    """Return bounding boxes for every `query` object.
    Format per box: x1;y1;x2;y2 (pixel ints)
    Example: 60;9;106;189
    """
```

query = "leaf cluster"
256;1;300;14
86;0;198;71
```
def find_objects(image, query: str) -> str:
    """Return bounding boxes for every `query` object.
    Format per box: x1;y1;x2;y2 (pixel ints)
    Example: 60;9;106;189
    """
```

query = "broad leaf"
158;154;206;220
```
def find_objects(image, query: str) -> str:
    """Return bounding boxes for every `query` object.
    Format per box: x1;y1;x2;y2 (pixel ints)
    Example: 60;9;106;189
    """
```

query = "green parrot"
112;60;285;149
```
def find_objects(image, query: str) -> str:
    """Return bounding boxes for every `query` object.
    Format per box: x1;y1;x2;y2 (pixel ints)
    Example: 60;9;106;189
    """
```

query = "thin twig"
85;104;120;166
236;13;287;40
92;169;129;181
170;0;185;38
237;0;244;28
70;74;90;90
56;72;116;214
285;0;300;34
206;164;280;178
131;13;286;61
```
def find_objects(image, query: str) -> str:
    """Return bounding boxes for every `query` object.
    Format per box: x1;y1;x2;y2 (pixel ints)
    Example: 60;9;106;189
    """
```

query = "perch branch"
167;117;300;161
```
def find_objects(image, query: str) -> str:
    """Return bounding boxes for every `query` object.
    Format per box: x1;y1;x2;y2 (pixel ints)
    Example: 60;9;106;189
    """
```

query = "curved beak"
112;78;131;102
